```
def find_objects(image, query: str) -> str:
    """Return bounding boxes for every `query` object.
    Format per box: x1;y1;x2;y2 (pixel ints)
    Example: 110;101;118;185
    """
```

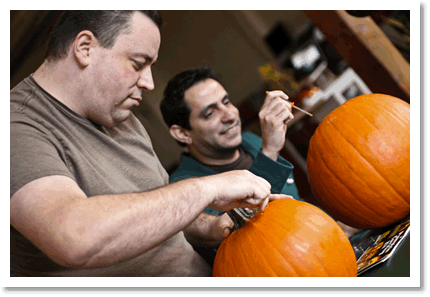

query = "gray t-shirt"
10;75;210;276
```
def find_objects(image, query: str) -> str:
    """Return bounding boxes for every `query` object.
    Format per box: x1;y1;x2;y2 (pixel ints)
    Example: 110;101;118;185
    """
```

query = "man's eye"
133;61;145;71
204;112;213;118
224;100;230;105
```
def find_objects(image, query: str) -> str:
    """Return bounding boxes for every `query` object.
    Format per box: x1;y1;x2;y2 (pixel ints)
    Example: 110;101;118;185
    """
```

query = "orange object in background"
307;94;410;229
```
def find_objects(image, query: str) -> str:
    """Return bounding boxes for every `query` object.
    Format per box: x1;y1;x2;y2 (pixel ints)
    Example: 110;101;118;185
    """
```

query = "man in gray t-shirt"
10;11;290;277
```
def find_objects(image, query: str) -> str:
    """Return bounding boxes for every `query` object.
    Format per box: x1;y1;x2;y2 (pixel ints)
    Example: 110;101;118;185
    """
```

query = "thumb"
218;213;234;238
222;226;232;238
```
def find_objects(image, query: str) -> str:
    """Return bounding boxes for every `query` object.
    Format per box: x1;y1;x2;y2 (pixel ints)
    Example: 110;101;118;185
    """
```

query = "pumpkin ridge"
250;219;301;276
372;98;410;128
235;238;254;276
356;103;402;138
361;102;410;205
308;227;355;276
226;232;245;276
340;101;410;195
315;123;388;224
328;114;409;208
287;232;329;276
353;103;410;181
258;202;338;276
328;114;410;207
305;244;331;276
247;225;284;276
268;239;301;277
308;148;366;225
232;223;275;277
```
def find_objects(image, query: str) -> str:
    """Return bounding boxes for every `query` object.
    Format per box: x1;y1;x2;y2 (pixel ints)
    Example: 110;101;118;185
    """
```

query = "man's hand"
183;212;234;248
259;90;294;161
203;170;293;212
204;170;271;211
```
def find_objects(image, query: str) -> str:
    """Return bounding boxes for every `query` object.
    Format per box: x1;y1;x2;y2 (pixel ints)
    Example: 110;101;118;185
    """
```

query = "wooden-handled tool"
266;90;313;117
287;101;313;117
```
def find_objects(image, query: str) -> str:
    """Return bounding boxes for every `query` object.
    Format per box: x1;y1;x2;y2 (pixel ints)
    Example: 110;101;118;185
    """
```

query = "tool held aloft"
265;90;313;117
288;101;313;117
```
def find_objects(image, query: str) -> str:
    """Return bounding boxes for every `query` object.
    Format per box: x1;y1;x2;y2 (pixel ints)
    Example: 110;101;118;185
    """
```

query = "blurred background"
10;10;410;202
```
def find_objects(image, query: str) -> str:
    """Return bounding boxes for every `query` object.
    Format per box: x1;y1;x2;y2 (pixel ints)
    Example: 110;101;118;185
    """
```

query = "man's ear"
73;30;96;67
169;124;192;145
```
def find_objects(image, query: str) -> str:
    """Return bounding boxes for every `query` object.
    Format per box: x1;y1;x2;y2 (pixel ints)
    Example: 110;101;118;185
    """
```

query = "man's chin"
110;110;132;126
221;133;242;149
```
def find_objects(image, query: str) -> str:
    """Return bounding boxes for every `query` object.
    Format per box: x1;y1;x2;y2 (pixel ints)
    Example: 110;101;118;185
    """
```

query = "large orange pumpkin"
213;199;357;277
307;94;410;229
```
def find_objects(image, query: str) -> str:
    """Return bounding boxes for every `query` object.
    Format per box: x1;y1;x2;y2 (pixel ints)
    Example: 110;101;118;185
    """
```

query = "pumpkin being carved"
307;94;410;229
213;199;357;277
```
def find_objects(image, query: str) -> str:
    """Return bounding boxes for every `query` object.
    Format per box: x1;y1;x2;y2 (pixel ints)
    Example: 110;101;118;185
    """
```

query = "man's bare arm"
10;170;276;268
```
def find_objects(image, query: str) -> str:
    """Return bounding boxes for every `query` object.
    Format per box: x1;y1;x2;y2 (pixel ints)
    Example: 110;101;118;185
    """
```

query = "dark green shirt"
169;132;303;215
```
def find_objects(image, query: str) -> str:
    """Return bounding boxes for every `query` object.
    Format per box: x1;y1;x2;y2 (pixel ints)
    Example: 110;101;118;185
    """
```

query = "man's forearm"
71;177;215;268
10;175;213;269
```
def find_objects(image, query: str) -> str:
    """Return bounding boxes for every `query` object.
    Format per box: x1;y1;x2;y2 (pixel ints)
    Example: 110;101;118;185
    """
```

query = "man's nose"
221;107;237;122
137;67;155;91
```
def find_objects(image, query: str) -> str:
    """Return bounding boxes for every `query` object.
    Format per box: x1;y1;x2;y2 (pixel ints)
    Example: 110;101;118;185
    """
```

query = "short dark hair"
160;67;222;147
45;10;162;61
160;67;222;131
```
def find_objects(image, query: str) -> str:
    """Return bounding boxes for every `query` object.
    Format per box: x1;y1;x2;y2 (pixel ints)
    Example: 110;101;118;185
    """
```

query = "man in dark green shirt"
160;67;300;202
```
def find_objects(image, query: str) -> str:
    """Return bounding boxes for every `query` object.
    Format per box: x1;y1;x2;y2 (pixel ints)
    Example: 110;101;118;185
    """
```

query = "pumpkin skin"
213;199;357;277
307;94;410;229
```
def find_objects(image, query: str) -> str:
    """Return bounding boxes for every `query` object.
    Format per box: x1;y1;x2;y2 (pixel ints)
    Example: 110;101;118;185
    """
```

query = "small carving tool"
266;90;313;117
287;101;313;117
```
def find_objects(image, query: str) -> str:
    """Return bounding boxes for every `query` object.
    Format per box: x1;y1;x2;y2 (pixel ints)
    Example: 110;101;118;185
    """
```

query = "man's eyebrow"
199;103;217;117
199;93;229;117
221;93;229;101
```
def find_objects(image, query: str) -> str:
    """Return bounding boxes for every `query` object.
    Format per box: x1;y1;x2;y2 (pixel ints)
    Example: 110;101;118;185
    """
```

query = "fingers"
262;90;291;112
259;197;269;212
261;95;291;114
273;106;294;125
240;194;294;212
252;176;272;202
269;194;295;201
260;94;293;126
258;194;294;212
264;90;289;104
